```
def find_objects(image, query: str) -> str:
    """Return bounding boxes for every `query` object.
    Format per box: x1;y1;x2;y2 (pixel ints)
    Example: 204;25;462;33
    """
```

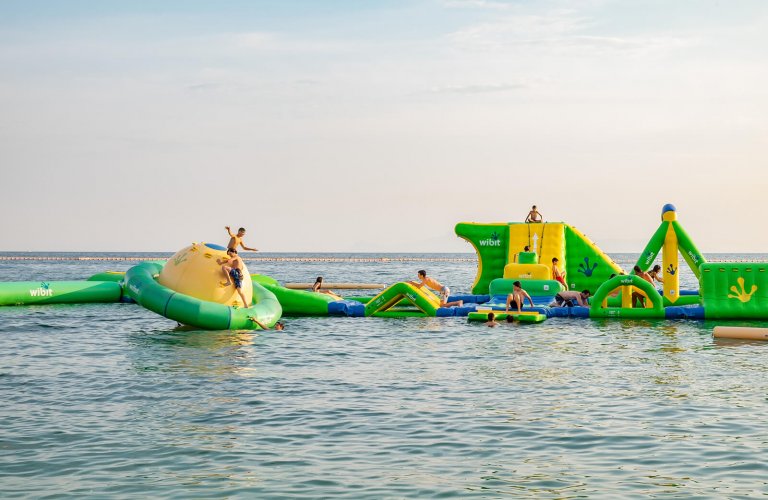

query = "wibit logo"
644;250;657;265
687;250;700;265
478;231;502;247
728;277;757;303
29;282;53;297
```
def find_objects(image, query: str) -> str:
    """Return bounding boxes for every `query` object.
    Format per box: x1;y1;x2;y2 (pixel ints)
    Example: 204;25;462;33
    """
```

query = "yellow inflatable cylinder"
621;285;633;308
159;242;253;308
713;326;768;340
662;221;679;304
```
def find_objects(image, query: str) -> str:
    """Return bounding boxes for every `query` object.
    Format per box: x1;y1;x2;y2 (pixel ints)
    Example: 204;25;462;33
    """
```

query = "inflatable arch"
591;274;665;319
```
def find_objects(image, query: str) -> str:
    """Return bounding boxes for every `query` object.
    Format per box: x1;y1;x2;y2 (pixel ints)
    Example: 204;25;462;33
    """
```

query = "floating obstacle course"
454;204;768;322
2;204;768;329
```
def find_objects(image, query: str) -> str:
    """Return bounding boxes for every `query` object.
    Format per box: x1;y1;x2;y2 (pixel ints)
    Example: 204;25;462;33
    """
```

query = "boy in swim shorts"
217;249;250;308
549;290;590;308
525;205;543;223
225;226;258;252
551;257;568;290
409;270;463;307
505;281;534;313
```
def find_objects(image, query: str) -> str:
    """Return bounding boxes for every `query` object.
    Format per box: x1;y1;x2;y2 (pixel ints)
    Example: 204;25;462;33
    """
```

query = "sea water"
1;253;767;498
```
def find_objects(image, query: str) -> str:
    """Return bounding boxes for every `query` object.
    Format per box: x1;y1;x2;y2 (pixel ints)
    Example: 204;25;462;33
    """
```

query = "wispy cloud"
447;12;697;55
428;82;529;94
186;82;224;91
231;32;274;49
227;32;353;54
449;11;590;44
441;0;516;10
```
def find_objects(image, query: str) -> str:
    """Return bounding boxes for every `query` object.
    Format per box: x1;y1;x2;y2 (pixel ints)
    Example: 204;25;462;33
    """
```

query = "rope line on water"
0;256;476;263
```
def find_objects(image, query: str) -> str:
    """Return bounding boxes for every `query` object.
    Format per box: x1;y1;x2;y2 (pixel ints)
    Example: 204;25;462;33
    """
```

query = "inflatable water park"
2;204;768;336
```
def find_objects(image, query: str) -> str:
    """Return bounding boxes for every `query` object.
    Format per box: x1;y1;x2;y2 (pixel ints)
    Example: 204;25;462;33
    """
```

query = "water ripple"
2;257;768;497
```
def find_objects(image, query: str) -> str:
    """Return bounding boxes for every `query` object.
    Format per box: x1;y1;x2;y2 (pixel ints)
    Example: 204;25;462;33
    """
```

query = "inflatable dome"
158;242;253;308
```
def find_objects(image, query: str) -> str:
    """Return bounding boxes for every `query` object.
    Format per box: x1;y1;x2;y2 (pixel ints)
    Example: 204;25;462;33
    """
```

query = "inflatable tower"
455;221;623;294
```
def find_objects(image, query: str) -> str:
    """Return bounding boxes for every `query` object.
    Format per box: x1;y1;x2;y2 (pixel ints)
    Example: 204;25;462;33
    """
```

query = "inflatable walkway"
0;280;122;306
259;277;366;317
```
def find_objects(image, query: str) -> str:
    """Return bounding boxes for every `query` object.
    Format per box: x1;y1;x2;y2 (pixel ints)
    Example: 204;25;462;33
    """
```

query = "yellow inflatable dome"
158;242;253;308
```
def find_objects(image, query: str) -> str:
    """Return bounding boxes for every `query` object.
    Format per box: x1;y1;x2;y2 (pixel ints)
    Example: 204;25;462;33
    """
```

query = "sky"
1;0;767;253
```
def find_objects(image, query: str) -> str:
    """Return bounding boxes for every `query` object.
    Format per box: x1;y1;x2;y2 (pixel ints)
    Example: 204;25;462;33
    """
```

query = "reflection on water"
126;329;260;378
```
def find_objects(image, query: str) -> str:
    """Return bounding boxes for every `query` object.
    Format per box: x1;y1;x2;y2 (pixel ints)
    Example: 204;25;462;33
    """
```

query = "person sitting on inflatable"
525;205;543;223
506;281;534;313
311;277;342;300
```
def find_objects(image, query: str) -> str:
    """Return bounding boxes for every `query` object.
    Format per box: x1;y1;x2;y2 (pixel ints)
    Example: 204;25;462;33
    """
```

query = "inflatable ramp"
364;282;441;317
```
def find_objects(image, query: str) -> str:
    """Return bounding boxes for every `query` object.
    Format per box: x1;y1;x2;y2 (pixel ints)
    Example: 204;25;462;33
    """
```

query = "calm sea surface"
1;253;768;498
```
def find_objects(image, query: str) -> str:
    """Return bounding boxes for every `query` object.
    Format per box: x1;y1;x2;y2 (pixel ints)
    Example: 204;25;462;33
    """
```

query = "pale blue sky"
1;0;767;252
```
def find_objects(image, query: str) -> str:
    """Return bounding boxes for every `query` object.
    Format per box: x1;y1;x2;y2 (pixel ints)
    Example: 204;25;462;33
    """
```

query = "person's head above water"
274;322;285;331
487;312;495;321
418;270;427;278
